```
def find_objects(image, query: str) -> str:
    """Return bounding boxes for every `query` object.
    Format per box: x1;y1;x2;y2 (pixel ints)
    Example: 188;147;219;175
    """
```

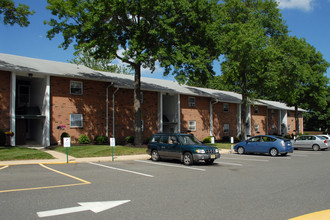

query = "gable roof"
0;53;303;111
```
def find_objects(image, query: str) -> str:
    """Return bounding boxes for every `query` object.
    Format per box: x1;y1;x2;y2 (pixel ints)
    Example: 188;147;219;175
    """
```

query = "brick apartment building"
0;53;304;146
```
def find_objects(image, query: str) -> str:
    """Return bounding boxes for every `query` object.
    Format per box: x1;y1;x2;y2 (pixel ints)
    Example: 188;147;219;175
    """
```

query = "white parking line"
221;156;269;162
135;160;206;171
89;162;154;178
291;154;308;157
294;151;322;155
215;162;243;166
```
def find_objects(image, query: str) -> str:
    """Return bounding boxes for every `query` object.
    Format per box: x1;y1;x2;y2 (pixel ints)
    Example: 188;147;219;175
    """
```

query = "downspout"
106;83;114;138
112;87;120;138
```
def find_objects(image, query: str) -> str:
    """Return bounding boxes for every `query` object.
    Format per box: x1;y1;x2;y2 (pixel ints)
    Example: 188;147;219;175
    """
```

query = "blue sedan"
234;135;293;157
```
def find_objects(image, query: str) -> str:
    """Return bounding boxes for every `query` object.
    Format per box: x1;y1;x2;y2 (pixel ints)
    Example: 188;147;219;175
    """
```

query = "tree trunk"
240;73;248;141
134;64;142;146
295;105;300;136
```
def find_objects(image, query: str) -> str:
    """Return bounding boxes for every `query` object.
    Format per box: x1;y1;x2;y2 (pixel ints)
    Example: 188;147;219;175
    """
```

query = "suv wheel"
183;152;193;166
151;150;160;161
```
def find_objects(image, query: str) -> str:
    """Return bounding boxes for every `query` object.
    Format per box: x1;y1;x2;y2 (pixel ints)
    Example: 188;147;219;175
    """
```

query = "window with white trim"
224;103;229;112
70;114;83;127
254;106;259;114
271;124;276;131
189;120;196;131
70;81;83;95
188;97;196;107
254;124;259;133
224;124;229;133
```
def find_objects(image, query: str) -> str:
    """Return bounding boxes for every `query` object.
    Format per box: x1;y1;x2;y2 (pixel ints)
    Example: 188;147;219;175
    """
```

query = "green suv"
147;133;220;165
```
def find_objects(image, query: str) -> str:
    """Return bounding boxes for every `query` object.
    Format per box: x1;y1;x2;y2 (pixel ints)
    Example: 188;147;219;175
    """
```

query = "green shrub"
202;136;212;143
0;129;5;146
78;134;90;144
125;136;134;144
234;136;241;143
304;132;309;135
285;134;292;139
221;136;230;143
60;132;70;145
95;136;108;144
143;137;151;144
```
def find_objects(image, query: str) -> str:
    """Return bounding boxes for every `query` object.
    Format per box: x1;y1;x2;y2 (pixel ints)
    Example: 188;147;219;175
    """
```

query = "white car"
293;135;329;151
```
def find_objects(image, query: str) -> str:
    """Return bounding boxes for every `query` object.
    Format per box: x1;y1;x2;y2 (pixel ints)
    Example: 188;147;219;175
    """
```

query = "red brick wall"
212;102;238;140
50;76;108;144
251;105;267;136
287;110;303;135
0;71;11;132
180;95;211;141
110;89;158;144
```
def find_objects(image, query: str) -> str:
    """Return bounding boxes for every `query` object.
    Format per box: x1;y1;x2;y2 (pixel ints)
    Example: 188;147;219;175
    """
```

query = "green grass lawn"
0;143;236;161
206;143;236;149
0;146;54;161
53;145;148;158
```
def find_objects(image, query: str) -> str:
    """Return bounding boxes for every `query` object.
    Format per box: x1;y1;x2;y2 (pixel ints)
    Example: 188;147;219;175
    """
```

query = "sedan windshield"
178;135;201;145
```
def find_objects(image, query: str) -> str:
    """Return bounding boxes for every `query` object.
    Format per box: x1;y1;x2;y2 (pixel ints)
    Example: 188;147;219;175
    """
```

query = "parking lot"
1;150;330;220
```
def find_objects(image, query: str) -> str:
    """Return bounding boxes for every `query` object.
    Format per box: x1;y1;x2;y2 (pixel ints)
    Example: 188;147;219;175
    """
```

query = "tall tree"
45;0;221;145
218;0;288;140
0;0;34;27
269;36;329;132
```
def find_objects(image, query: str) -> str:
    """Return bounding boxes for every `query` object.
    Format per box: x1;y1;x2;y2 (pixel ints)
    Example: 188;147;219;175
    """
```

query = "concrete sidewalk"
0;148;231;166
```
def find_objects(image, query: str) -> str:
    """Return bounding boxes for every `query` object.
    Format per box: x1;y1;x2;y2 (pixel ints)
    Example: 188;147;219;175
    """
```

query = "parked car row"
146;133;329;166
234;135;329;156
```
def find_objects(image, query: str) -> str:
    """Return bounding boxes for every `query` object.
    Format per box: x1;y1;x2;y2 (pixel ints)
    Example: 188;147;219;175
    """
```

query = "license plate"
210;154;216;159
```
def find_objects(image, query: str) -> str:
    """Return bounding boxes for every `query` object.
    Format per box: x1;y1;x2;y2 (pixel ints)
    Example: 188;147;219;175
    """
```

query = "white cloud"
277;0;315;11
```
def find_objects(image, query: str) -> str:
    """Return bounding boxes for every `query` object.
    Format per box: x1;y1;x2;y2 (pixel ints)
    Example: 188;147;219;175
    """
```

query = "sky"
0;0;329;80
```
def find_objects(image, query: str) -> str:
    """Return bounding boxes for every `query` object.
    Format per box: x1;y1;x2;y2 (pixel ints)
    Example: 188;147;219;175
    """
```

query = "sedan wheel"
151;150;160;161
183;152;193;166
312;144;320;151
237;147;245;155
270;148;278;157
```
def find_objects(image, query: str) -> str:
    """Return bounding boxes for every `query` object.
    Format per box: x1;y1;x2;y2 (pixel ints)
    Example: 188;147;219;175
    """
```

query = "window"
288;125;291;131
224;124;229;133
160;135;169;144
70;81;83;95
254;124;259;133
151;135;160;143
254;106;259;114
188;97;196;107
189;120;196;131
288;111;291;117
70;114;83;127
140;92;144;104
271;124;275;131
224;103;229;112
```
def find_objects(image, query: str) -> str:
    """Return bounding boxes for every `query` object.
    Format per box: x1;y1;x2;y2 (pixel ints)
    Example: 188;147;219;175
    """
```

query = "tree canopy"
45;0;222;145
0;0;34;27
217;0;288;139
